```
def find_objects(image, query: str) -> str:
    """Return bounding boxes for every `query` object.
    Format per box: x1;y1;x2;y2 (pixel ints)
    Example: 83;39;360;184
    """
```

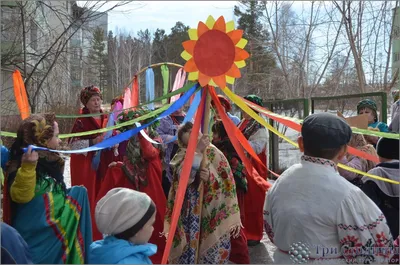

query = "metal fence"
310;92;388;123
263;92;389;177
263;98;309;176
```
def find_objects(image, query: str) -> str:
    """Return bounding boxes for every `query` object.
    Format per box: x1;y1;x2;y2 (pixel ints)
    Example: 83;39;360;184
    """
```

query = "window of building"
30;19;38;51
394;52;400;62
71;71;80;81
71;48;81;59
394;26;400;40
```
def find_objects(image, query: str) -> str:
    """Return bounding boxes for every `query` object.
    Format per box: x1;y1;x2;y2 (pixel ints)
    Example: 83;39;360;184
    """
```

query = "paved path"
249;233;276;264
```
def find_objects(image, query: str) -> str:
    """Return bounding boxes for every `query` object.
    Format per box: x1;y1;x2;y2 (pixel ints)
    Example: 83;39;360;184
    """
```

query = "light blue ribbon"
24;83;199;154
163;88;202;144
146;68;155;110
91;112;115;170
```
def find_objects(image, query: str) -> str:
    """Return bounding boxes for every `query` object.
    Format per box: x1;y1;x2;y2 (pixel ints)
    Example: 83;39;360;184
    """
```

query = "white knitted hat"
95;188;152;235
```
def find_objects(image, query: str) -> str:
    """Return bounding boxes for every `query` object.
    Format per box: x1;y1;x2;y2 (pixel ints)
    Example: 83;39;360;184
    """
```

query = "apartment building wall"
1;1;108;115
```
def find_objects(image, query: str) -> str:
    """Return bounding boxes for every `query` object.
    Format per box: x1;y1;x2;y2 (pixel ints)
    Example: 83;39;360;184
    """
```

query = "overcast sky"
77;1;309;35
106;1;238;35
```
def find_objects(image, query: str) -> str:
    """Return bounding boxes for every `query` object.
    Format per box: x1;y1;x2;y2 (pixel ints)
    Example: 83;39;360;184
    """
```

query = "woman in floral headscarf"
338;133;378;188
238;94;268;246
211;95;241;126
4;114;92;264
94;109;166;263
212;120;250;264
69;85;118;238
164;122;241;264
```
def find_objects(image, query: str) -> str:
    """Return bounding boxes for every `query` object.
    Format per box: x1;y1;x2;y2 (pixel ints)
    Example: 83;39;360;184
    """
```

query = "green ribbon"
1;104;171;139
352;128;400;139
244;102;400;140
54;82;194;119
1;84;202;139
161;65;169;105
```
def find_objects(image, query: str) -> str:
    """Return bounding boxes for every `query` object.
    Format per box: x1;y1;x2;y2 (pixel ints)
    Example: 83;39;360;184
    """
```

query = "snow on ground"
277;127;301;170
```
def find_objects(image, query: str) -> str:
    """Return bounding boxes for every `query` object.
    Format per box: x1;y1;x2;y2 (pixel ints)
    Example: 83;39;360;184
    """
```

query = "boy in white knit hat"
89;188;157;264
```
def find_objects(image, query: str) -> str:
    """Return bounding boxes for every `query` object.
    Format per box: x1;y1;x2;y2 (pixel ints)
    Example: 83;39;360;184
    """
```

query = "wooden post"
194;86;212;263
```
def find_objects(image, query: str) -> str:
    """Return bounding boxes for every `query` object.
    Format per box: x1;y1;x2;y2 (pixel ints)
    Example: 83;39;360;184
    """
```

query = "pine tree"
88;27;108;99
234;1;276;95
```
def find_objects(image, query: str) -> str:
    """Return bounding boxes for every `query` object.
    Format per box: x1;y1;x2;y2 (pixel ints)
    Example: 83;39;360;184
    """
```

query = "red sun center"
193;30;236;77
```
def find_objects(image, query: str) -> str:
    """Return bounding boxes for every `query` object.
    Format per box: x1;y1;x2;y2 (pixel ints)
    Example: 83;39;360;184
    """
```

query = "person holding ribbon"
156;105;187;197
211;95;241;125
4;114;92;264
362;137;399;239
68;85;118;232
164;122;241;264
338;133;378;188
94;109;166;263
212;120;250;264
238;94;268;246
357;99;389;145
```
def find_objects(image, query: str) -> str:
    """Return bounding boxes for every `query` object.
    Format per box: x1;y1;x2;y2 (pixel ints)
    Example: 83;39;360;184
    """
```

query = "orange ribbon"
131;75;139;108
161;90;206;264
241;97;380;163
12;70;30;120
210;87;272;192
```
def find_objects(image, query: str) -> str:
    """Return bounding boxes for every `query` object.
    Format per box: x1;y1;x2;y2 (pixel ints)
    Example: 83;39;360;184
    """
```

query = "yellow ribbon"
223;86;400;185
246;101;400;140
222;87;299;147
338;164;400;185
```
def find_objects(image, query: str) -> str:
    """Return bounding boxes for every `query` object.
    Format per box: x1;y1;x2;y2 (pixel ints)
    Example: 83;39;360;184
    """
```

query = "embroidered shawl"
164;145;241;263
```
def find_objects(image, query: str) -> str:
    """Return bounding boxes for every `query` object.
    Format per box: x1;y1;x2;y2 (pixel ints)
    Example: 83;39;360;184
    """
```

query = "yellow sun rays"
181;15;249;89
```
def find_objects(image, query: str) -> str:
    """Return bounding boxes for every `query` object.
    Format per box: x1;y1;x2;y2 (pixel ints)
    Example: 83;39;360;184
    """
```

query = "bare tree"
262;1;346;98
332;1;398;93
1;0;131;113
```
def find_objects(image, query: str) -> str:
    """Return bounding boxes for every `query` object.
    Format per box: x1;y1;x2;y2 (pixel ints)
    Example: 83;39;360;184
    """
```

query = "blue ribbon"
163;88;202;144
24;83;199;154
91;112;115;170
146;68;155;110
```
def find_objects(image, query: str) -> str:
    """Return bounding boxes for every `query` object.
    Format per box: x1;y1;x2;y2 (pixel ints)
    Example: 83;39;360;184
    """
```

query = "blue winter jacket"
89;236;157;264
1;222;33;264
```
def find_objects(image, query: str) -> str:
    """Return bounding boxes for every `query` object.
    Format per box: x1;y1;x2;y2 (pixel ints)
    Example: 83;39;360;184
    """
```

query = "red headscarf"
80;85;102;106
212;95;232;112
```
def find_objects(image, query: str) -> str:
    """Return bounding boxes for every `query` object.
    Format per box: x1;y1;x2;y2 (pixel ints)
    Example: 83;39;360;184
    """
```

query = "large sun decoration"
181;16;249;89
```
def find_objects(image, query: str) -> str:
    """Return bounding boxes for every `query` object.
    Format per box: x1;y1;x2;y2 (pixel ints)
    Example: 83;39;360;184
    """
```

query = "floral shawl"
213;138;247;192
164;145;241;263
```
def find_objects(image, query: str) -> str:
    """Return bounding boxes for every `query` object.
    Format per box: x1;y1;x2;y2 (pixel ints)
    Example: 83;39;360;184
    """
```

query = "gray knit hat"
95;188;154;236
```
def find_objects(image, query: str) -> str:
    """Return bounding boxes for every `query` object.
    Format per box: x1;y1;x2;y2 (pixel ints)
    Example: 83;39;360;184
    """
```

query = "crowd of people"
1;85;399;264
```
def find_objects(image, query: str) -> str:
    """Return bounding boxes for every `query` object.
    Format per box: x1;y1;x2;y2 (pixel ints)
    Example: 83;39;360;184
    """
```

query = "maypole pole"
161;15;249;264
